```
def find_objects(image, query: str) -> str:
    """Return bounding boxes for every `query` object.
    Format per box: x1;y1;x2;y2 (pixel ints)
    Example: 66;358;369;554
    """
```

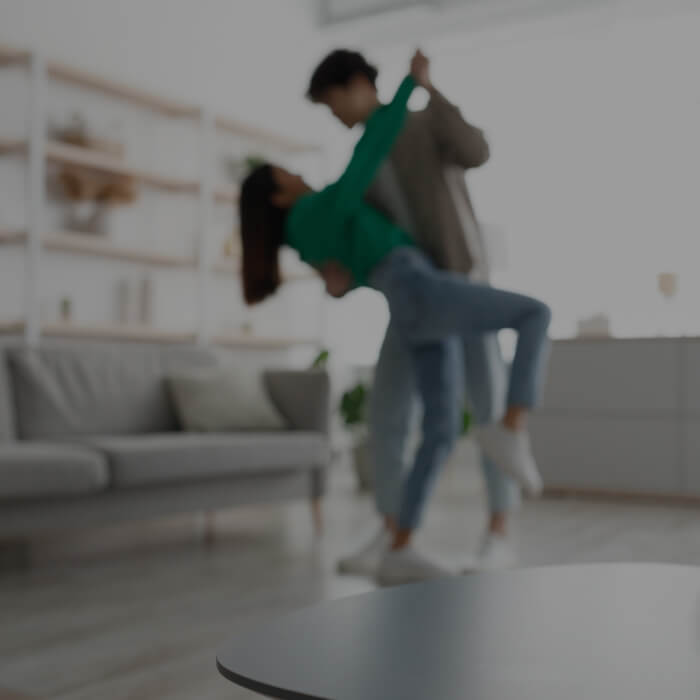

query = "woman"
239;51;551;573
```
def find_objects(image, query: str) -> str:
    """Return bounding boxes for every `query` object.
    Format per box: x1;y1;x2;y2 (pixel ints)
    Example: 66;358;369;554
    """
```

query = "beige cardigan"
366;87;490;275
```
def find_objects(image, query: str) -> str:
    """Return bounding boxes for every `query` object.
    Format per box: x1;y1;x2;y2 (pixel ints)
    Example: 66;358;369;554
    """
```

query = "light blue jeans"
369;327;520;525
369;247;551;531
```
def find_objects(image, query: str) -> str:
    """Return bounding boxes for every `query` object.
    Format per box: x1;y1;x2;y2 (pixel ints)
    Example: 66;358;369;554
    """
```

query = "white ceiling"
317;0;611;38
317;0;619;28
319;0;463;24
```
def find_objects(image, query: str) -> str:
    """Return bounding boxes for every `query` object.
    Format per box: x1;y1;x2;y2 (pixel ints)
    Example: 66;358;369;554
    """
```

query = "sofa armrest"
264;370;330;434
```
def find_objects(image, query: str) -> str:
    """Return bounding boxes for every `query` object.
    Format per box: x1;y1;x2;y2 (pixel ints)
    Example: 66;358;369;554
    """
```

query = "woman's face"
270;167;309;207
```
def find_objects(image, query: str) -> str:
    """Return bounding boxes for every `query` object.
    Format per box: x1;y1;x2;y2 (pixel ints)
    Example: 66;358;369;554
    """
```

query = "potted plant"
339;382;372;491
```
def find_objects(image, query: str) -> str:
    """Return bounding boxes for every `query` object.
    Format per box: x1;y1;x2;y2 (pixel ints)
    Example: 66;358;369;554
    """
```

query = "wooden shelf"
43;231;197;267
0;320;314;348
1;44;320;147
47;60;201;119
215;116;322;154
46;141;201;193
0;141;246;202
0;139;200;193
285;270;319;283
214;186;239;205
0;320;25;334
212;257;240;275
212;258;317;284
213;333;319;349
0;229;26;244
0;229;197;267
43;322;197;344
0;138;194;190
0;139;27;156
1;229;317;279
0;46;30;68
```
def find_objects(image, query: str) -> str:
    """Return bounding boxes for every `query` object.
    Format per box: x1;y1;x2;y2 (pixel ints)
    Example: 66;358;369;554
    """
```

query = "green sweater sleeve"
332;76;416;214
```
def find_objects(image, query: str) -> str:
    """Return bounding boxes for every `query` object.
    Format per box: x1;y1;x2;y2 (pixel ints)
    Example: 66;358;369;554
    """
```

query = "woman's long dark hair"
239;164;288;305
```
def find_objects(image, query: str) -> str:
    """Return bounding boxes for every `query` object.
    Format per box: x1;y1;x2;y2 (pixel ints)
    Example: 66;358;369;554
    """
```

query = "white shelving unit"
0;44;326;350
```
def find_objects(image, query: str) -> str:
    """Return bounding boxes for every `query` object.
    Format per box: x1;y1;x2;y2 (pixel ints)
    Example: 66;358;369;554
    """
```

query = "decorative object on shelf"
115;279;131;324
657;271;680;336
59;297;72;323
138;274;153;325
48;114;137;235
54;165;137;235
61;200;110;235
577;313;611;338
658;272;678;300
222;230;241;258
115;278;143;325
49;113;124;158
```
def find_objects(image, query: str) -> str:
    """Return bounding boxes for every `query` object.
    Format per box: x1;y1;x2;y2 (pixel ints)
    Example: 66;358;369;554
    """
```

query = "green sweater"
286;76;417;286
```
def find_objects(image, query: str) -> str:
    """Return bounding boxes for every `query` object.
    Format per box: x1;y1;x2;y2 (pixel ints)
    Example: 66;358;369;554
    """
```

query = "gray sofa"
0;339;330;539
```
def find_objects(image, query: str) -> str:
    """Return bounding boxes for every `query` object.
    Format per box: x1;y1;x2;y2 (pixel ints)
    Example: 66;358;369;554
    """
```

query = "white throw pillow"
168;366;286;432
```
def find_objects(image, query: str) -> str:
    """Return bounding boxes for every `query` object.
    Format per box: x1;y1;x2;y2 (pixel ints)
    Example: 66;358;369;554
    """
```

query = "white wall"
0;0;326;137
330;0;700;343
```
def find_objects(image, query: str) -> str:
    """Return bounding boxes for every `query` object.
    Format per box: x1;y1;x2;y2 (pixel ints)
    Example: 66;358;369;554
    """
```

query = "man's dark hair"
307;49;378;102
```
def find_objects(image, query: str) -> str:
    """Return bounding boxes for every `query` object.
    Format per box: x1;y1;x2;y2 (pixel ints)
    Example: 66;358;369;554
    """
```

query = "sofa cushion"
8;344;217;439
168;366;287;432
0;443;109;500
83;432;328;488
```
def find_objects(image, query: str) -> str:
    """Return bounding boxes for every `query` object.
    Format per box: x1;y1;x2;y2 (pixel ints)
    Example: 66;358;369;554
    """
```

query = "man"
307;50;520;581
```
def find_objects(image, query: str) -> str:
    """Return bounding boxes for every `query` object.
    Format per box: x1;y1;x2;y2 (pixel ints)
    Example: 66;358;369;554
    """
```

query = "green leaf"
340;383;367;426
462;410;471;435
310;349;330;370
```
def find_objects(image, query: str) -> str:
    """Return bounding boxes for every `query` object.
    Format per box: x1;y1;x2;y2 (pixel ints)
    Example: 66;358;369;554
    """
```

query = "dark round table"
217;564;700;699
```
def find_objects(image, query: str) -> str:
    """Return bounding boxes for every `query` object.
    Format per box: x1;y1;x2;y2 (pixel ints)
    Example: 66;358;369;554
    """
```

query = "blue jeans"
370;247;551;531
369;328;521;525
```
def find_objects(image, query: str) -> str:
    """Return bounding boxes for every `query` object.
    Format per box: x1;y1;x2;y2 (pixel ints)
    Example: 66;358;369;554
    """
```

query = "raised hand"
410;49;432;90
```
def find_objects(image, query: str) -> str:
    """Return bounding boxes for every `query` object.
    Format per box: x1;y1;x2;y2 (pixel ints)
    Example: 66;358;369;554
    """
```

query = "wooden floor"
2;457;700;700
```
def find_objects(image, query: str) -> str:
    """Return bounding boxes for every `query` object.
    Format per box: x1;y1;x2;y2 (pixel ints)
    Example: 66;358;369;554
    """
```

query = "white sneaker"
474;425;543;497
376;546;451;587
337;529;391;577
475;533;517;570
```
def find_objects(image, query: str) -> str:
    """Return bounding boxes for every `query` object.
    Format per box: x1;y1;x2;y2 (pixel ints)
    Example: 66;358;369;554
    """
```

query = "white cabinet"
531;416;681;493
533;338;700;496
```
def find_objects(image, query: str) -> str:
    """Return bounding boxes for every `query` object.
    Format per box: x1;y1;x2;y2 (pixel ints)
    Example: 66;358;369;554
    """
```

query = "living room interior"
1;1;700;698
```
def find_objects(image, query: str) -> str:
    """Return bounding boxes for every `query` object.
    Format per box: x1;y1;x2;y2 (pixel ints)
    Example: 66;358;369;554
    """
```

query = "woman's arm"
331;74;416;214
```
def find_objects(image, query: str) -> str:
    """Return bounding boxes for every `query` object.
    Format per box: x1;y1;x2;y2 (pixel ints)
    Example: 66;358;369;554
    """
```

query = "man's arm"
425;85;490;169
406;50;489;169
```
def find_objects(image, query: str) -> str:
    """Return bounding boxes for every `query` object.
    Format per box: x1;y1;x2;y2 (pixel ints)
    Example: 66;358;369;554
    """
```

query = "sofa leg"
311;498;323;535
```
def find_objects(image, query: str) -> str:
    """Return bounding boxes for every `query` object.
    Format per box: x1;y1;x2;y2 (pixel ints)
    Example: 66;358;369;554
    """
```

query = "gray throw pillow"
168;366;287;432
